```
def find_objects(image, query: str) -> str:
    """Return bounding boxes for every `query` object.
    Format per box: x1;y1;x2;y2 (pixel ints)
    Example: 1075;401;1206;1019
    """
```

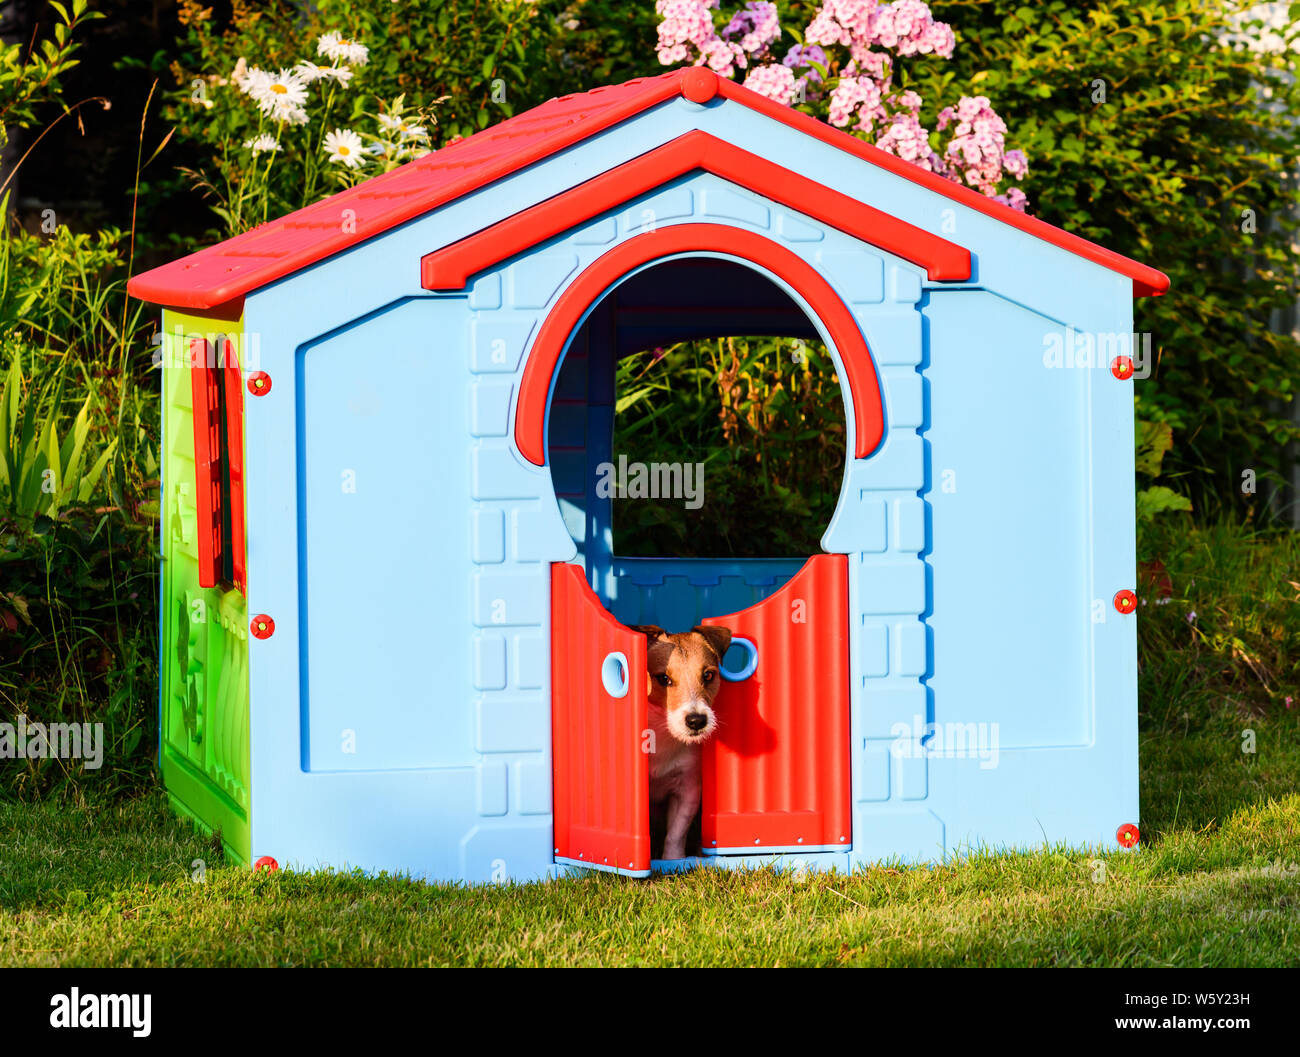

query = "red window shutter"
187;336;247;592
189;338;224;589
221;338;247;592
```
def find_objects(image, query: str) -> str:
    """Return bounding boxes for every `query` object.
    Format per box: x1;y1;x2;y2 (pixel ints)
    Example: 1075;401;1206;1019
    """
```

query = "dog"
631;623;732;860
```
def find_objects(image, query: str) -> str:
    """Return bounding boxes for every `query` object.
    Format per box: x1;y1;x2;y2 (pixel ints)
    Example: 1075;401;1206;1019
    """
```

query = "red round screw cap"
1116;823;1139;848
680;67;719;104
1110;356;1134;380
250;614;275;639
253;855;279;872
1113;589;1137;614
247;371;272;396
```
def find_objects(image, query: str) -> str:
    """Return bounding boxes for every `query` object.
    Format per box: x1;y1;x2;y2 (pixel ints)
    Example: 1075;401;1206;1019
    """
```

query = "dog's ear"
631;625;672;688
692;625;732;663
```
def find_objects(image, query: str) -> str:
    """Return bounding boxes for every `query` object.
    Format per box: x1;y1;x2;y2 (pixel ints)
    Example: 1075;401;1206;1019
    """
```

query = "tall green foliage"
0;0;101;158
0;354;116;523
0;4;158;779
613;336;846;558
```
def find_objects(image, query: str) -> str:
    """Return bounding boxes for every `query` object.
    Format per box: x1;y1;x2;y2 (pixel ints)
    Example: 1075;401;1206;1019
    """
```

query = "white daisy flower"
294;60;329;83
295;60;354;87
252;68;309;113
242;134;282;155
323;127;366;168
396;120;427;139
236;65;272;99
317;32;343;58
376;112;402;133
242;68;308;125
273;100;310;126
317;32;369;66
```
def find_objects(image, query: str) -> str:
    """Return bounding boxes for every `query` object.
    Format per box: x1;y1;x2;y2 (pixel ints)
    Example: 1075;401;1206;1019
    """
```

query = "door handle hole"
720;637;758;682
601;651;630;698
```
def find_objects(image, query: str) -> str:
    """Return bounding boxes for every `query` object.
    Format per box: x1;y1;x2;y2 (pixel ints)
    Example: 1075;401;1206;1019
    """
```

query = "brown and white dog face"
631;624;733;745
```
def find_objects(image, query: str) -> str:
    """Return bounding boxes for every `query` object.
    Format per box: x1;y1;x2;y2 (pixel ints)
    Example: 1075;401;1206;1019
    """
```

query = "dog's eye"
655;674;671;687
702;670;715;684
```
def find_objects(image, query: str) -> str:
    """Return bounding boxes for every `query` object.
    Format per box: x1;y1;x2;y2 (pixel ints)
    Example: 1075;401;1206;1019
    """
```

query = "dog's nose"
685;712;708;732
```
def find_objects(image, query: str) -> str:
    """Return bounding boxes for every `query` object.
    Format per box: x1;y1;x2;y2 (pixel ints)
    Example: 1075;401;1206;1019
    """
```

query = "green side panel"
159;308;252;865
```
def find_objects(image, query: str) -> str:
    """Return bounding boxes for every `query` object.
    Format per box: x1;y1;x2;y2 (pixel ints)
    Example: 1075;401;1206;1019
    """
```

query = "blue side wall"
236;92;1138;881
916;281;1138;860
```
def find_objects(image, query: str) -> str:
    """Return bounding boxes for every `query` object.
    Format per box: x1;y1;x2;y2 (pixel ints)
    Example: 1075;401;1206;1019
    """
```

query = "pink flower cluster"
808;1;954;141
782;43;827;82
871;0;955;56
656;0;724;65
655;0;780;78
743;61;798;104
871;90;945;171
935;95;1028;208
805;0;953;60
875;114;939;167
655;0;1029;210
805;0;873;46
723;2;782;56
828;75;885;129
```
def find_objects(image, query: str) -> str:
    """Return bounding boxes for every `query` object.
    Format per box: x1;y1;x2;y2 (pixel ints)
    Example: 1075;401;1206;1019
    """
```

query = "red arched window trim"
513;223;887;467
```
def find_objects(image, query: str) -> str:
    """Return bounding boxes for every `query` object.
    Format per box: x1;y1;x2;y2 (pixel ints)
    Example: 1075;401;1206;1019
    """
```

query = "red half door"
701;554;852;853
551;563;651;876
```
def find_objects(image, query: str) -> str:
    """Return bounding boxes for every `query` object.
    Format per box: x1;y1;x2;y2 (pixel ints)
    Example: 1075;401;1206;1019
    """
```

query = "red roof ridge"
128;67;1167;310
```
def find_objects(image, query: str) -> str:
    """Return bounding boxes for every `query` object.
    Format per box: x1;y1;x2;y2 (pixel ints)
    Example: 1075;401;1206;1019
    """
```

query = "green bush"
161;0;658;237
917;0;1300;515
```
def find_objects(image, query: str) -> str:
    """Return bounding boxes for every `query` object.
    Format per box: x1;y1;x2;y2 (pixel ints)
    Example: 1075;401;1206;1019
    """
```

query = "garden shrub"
162;0;659;236
918;0;1300;518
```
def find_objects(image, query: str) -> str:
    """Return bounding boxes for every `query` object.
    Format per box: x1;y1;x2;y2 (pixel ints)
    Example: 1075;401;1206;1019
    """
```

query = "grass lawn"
1;521;1296;967
2;704;1298;967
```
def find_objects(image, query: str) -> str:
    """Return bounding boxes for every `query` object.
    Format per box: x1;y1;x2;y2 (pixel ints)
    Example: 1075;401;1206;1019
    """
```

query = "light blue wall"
865;279;1139;864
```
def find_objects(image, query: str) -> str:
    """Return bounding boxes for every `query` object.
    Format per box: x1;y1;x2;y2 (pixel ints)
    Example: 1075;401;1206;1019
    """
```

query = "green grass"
0;517;1296;967
2;703;1298;967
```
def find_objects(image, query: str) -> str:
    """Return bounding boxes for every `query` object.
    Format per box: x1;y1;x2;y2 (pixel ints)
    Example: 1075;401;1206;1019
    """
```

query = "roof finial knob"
681;67;719;105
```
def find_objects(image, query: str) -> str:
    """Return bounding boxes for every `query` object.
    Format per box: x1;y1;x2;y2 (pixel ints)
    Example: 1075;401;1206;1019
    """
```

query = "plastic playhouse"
128;68;1168;881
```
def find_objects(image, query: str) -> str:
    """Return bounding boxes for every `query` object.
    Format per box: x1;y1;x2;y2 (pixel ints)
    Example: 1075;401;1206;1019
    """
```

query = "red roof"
128;67;1168;310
